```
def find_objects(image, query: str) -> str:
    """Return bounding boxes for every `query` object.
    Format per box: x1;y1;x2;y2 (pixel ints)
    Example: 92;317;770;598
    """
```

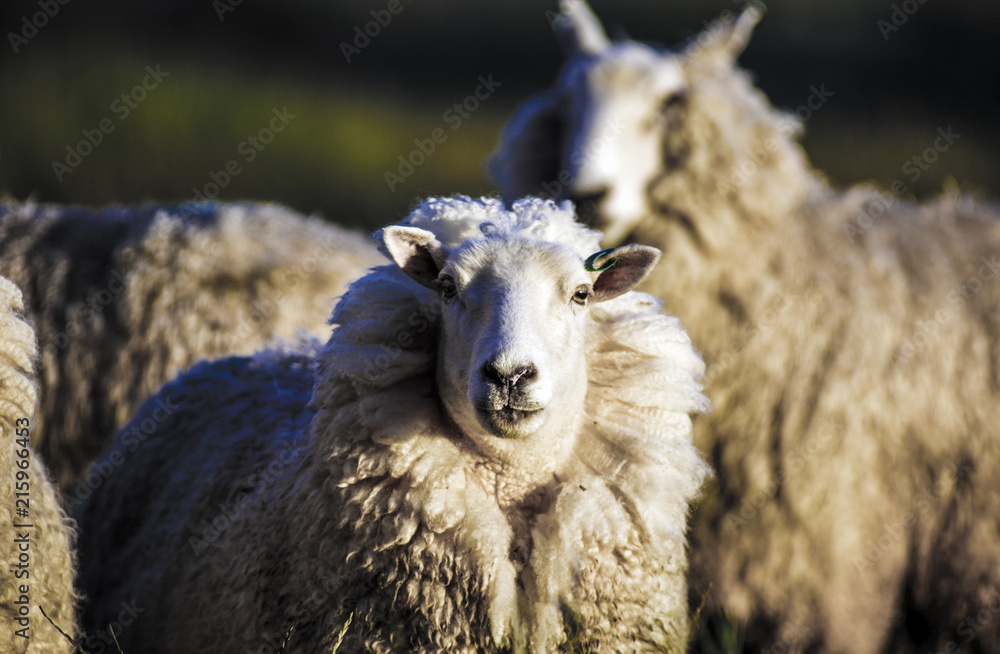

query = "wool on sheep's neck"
430;388;569;514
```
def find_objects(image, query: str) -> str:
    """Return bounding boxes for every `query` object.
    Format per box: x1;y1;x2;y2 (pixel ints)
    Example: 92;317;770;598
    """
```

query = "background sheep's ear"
590;244;661;302
487;91;562;200
554;0;611;56
379;226;447;288
686;1;764;66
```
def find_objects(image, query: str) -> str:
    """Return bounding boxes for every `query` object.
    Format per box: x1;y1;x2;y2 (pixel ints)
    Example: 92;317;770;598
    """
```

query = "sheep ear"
588;244;661;302
555;0;611;56
487;91;562;201
687;2;764;65
379;226;447;289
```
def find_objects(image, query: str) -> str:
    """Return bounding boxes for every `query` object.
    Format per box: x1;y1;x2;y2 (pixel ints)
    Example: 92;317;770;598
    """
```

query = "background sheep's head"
380;216;659;468
489;0;798;249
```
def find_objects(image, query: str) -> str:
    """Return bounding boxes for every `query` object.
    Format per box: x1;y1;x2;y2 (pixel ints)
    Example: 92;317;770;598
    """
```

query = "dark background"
1;0;997;232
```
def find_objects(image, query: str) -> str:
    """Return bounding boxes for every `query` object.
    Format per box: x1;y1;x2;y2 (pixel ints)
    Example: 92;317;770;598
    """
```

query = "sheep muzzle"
475;360;546;437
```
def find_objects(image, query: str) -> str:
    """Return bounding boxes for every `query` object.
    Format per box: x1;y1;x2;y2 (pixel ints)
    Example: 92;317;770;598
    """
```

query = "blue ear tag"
584;249;618;272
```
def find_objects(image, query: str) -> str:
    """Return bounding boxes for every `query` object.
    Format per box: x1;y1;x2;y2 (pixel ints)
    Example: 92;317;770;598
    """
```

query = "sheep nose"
569;188;609;228
482;361;538;393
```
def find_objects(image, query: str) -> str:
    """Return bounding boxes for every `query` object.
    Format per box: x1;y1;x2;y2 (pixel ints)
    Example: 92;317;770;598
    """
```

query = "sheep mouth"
476;405;544;437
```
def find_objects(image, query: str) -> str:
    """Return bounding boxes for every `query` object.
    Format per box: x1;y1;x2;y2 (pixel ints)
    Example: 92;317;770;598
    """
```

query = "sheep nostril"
510;365;538;388
482;362;538;392
482;361;504;388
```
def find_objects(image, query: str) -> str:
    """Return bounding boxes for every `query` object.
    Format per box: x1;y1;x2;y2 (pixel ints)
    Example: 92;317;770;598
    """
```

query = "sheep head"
489;0;769;247
380;222;659;469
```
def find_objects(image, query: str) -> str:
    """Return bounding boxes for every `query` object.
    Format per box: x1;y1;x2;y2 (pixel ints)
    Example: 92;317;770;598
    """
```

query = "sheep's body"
490;5;1000;652
0;276;77;653
75;196;711;653
0;200;382;496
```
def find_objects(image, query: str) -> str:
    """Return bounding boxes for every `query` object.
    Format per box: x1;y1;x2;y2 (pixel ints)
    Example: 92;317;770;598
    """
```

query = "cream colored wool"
75;196;711;653
489;4;1000;652
0;276;77;653
0;199;382;495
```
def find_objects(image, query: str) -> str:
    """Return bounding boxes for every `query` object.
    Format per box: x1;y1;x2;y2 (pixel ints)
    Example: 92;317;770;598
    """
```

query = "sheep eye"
572;285;590;306
440;276;457;302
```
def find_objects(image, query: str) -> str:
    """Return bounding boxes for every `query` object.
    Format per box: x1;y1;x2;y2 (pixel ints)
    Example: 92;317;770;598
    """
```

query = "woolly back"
0;199;381;494
312;196;711;650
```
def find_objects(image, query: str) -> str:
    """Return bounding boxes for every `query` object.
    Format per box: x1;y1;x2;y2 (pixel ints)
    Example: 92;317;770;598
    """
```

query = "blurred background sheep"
0;201;382;497
75;197;711;652
0;276;77;653
490;2;1000;652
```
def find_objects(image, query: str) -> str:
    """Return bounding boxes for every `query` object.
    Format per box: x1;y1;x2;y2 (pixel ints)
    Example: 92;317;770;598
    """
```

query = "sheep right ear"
587;244;661;302
487;91;563;201
379;226;448;289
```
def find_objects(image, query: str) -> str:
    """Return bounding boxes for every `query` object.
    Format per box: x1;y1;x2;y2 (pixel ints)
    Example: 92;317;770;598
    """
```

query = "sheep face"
555;43;685;244
381;225;659;467
490;0;764;247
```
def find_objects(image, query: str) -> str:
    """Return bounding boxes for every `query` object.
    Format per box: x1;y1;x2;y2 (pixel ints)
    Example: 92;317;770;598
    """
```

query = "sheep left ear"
379;226;448;289
587;244;661;302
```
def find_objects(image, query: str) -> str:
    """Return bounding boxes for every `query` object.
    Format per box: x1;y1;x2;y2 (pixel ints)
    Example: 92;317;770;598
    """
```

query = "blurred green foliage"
0;0;997;232
0;47;506;230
